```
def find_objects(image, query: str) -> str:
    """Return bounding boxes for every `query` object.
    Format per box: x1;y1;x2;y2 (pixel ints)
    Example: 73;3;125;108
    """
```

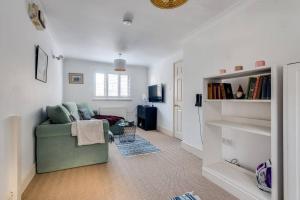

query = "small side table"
118;121;136;143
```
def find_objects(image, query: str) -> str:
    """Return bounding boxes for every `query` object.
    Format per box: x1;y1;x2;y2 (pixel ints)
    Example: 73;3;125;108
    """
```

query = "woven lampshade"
151;0;188;9
114;58;126;71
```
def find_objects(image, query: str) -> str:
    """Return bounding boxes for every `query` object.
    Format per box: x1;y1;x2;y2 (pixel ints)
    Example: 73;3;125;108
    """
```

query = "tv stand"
137;105;157;131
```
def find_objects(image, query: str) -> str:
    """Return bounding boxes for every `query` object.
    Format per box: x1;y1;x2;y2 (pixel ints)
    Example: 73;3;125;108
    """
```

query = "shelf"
205;67;271;80
206;120;271;136
205;99;271;103
203;162;271;200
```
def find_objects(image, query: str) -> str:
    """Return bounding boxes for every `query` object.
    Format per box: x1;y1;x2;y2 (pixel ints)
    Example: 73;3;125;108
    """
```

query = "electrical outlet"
8;192;14;200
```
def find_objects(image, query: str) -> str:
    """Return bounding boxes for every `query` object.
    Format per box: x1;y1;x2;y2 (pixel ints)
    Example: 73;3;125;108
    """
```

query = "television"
148;84;164;102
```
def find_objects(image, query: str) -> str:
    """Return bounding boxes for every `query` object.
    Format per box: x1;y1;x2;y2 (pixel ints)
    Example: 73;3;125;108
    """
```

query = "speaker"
195;94;202;107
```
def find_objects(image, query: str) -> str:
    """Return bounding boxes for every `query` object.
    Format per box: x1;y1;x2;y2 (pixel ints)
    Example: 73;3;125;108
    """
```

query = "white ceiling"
41;0;240;66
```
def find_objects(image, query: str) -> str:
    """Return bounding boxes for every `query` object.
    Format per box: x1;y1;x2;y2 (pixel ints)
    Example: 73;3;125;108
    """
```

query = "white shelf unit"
203;162;271;200
202;67;283;200
206;120;271;137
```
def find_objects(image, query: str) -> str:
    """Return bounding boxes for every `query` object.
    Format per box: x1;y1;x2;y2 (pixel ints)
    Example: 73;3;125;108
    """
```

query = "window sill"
93;97;133;101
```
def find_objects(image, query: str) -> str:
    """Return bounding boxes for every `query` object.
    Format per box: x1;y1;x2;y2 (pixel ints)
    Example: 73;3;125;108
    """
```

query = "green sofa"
36;120;109;173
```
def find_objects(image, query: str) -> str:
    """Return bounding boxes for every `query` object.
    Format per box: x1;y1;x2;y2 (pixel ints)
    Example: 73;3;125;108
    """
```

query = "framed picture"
69;73;84;84
35;45;48;83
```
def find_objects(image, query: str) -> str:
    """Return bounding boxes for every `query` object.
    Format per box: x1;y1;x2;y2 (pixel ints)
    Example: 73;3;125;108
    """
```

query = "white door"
284;63;300;200
174;61;183;140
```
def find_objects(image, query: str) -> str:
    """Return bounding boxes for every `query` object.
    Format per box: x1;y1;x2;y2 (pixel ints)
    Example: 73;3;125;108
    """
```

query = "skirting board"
181;141;203;159
21;164;36;194
157;126;173;137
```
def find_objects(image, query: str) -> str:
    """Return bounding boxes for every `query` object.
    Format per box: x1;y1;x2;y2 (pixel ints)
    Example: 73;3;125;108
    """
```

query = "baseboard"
181;141;203;159
21;164;36;194
157;126;173;137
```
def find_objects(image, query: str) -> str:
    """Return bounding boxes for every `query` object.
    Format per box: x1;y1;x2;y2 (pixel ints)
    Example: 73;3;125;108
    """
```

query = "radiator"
1;116;21;200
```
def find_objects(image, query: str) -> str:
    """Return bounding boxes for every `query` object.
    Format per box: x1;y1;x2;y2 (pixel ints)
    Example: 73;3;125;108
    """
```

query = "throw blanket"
93;115;124;126
71;120;105;146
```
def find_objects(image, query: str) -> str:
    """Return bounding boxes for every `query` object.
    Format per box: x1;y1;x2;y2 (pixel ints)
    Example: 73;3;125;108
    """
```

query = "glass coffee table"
118;120;136;143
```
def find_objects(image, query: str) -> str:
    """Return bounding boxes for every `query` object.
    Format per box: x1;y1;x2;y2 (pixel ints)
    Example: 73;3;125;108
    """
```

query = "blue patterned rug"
114;135;160;157
171;192;201;200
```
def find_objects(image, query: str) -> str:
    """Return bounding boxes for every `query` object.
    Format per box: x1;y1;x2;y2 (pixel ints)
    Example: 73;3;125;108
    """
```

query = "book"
212;83;217;99
247;77;257;99
220;83;226;99
215;84;218;99
223;83;233;99
255;76;263;99
253;76;260;99
253;76;264;99
217;84;221;99
266;75;271;99
208;83;213;99
261;76;268;99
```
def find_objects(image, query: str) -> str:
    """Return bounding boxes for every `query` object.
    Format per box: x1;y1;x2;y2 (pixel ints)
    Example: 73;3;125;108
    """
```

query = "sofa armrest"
36;120;110;139
36;123;72;138
102;120;110;141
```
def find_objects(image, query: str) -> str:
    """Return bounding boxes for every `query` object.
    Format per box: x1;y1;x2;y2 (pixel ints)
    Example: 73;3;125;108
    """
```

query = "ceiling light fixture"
113;53;127;71
151;0;188;9
122;12;133;25
123;18;132;26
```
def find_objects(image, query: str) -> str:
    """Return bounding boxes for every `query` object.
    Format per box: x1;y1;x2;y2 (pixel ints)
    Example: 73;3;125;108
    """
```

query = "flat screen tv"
148;84;164;102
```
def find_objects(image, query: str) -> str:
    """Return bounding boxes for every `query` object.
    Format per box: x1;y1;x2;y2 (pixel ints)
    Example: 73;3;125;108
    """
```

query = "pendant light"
113;53;126;71
151;0;188;9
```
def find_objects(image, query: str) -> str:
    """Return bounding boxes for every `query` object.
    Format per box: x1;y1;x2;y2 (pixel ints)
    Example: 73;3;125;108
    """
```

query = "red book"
253;76;261;99
255;77;263;99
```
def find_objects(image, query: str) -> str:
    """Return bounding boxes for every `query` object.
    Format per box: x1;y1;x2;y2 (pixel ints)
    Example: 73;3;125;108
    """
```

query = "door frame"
284;63;300;200
173;60;183;140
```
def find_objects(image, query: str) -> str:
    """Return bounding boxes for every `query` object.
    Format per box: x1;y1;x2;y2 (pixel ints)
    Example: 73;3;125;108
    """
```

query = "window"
95;73;130;98
95;73;105;96
120;75;129;97
108;74;118;96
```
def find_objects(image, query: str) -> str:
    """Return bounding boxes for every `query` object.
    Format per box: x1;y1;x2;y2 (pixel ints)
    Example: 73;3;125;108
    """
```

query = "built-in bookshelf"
207;67;271;101
202;66;283;200
205;99;271;103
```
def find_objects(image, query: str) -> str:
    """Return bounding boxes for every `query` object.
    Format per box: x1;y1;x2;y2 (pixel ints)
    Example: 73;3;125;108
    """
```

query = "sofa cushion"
78;108;92;120
77;103;95;117
63;102;80;120
69;115;77;122
46;105;72;124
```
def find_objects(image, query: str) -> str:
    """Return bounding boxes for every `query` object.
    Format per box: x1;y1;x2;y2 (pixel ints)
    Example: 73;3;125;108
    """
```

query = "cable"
197;107;203;145
225;158;240;167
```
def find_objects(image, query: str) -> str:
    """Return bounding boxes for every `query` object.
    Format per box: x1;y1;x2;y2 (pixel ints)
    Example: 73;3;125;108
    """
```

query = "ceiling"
41;0;240;66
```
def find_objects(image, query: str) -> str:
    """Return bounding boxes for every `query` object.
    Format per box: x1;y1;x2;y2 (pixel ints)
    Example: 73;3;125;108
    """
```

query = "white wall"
63;58;148;122
148;52;183;134
182;0;300;166
0;0;63;198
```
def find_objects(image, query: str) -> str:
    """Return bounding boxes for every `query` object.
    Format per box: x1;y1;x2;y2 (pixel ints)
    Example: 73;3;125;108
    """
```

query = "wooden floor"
22;129;237;200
